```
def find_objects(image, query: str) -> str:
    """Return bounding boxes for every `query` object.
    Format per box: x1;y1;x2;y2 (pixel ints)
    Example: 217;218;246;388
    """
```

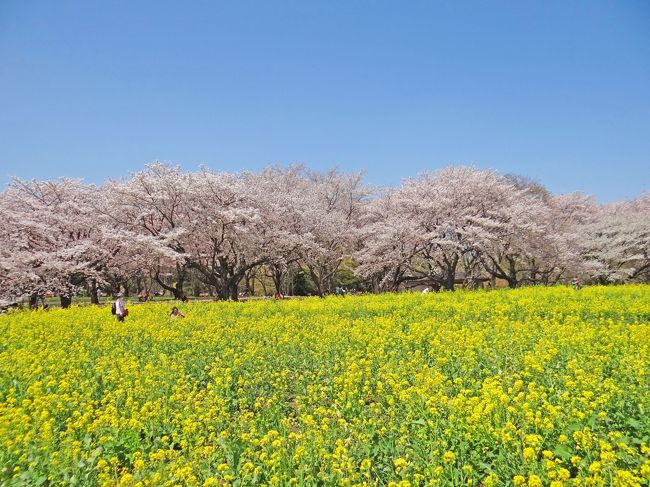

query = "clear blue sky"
1;1;648;202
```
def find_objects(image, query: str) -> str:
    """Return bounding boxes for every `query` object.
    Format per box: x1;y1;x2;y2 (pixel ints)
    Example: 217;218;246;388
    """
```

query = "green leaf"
553;444;573;460
566;422;582;433
479;462;494;473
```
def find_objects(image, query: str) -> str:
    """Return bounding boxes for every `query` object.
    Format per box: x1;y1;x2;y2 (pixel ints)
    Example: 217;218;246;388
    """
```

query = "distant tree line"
0;163;648;307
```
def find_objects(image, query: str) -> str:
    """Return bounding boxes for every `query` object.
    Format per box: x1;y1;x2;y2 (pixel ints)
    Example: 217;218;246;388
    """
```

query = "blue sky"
1;1;648;202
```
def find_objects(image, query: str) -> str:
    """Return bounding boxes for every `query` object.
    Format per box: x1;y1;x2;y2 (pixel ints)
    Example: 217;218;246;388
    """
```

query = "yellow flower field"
1;286;649;486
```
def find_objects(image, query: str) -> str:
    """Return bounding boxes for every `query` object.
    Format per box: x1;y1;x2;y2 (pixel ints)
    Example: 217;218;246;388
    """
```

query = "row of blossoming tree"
0;164;648;307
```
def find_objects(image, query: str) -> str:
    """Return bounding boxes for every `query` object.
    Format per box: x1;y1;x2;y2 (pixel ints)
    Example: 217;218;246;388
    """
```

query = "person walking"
113;293;126;322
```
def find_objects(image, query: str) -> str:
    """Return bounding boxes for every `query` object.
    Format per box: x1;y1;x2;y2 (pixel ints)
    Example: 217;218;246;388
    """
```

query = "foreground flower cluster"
1;286;649;486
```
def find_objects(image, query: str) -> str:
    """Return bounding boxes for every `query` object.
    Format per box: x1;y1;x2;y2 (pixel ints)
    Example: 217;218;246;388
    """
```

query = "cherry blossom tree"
581;192;650;283
0;162;646;305
101;164;193;298
354;189;420;291
180;168;277;300
293;169;368;296
0;178;109;307
475;189;553;288
253;165;312;295
357;167;522;290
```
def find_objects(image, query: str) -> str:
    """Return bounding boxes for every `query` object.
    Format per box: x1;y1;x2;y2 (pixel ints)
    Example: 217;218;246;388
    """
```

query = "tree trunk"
60;295;72;308
309;268;324;297
174;262;186;298
441;255;459;291
135;276;144;295
154;274;184;299
29;294;39;309
442;274;455;291
217;287;227;300
507;257;519;288
272;267;283;295
230;282;239;301
482;255;518;289
244;270;254;296
89;279;99;305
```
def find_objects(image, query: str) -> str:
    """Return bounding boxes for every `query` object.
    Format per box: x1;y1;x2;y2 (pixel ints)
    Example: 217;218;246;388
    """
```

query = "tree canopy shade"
1;163;648;307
